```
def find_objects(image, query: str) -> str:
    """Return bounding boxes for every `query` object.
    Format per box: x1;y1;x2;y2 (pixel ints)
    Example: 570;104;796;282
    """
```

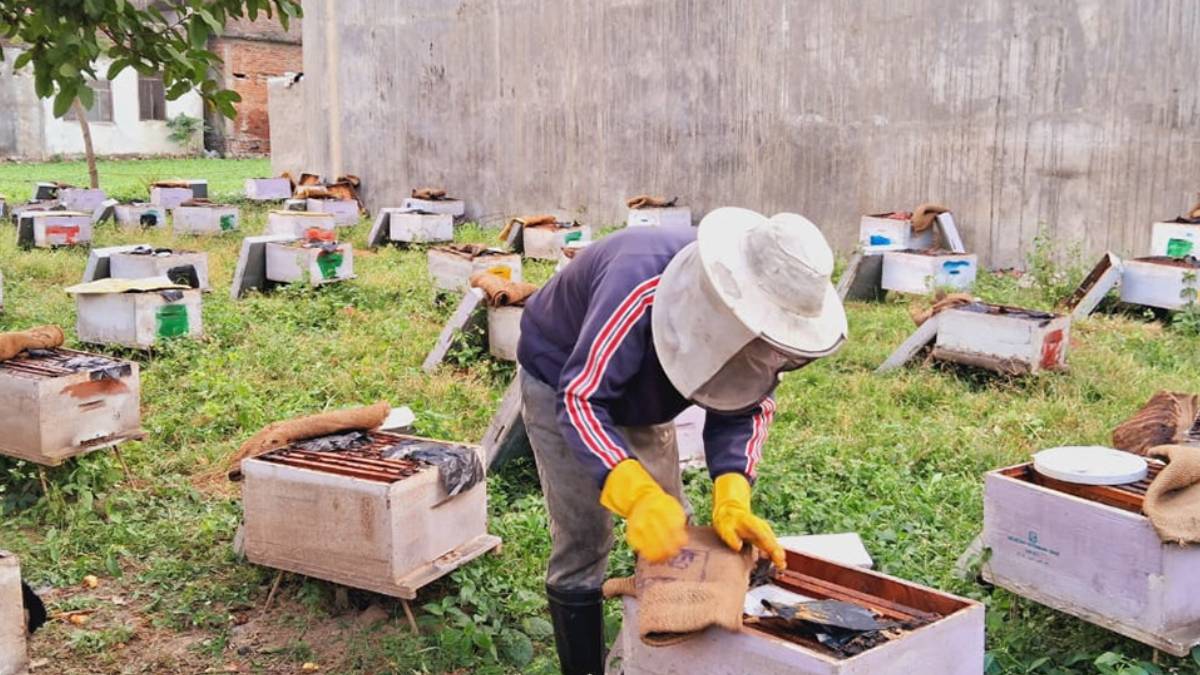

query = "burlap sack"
294;185;333;199
412;187;447;201
910;292;975;326
1144;445;1200;544
298;172;322;186
0;325;65;361
499;214;559;242
1188;199;1200;221
603;527;754;646
469;271;538;307
1112;391;1200;456
911;203;950;233
225;401;391;480
626;195;677;210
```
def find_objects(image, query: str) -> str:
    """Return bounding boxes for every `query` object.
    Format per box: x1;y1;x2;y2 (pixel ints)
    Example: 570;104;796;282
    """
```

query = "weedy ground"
1;158;1199;675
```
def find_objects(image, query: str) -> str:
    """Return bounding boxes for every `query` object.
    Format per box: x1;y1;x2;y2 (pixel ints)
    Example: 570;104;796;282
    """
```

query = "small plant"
165;113;204;150
1025;226;1086;307
1171;270;1200;335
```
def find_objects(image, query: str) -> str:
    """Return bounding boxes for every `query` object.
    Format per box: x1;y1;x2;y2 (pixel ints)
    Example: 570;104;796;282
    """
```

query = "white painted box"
428;246;523;292
1119;258;1199;311
174;204;240;235
487;306;522;362
149;186;195;209
403;197;465;218
523;224;592;260
109;249;211;291
29;211;93;247
1150;221;1200;259
616;548;983;675
983;463;1200;656
859;214;935;253
0;552;27;675
75;290;204;349
245;177;293;201
933;304;1069;375
881;250;978;294
241;432;501;599
114;203;167;229
265;210;337;238
389;210;454;244
306;197;360;226
626;206;692;228
556;241;592;273
59;187;106;212
0;348;142;466
265;241;355;285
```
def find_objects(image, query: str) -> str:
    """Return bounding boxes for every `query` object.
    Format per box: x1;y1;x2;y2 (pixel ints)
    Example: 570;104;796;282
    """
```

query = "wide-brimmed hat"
652;207;847;401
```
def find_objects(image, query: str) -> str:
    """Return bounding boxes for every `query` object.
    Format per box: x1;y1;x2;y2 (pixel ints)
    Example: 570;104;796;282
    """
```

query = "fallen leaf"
82;575;100;589
301;663;320;672
68;614;90;626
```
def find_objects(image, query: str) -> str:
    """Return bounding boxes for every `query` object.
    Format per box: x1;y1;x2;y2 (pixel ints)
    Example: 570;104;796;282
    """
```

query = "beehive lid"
257;431;436;484
0;348;131;380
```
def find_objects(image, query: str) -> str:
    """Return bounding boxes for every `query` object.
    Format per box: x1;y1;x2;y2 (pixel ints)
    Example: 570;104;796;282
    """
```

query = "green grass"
0;157;271;204
2;159;1200;674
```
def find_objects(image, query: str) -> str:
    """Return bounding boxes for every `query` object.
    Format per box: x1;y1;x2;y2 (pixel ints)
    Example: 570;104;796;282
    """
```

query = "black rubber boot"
22;580;46;634
546;584;606;675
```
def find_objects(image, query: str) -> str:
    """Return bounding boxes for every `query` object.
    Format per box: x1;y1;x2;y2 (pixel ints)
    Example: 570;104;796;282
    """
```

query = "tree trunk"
71;99;99;189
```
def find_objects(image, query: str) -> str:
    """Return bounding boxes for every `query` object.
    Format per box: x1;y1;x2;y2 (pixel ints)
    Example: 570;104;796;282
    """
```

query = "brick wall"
212;37;302;154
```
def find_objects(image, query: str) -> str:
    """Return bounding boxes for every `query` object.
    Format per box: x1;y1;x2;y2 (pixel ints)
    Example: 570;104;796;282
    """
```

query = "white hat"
652;207;847;402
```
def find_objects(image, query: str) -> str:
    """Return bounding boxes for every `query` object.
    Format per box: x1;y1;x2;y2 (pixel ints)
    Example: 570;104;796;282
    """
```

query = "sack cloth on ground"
469;271;538;307
603;526;754;646
498;214;559;242
412;187;447;201
225;401;390;480
0;325;64;361
383;441;485;497
1112;391;1200;455
910;292;975;326
1144;445;1200;544
910;203;950;233
626;195;678;210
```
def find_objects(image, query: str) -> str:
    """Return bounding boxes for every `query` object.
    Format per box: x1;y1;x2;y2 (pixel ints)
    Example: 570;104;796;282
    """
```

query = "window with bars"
70;79;114;123
139;75;167;121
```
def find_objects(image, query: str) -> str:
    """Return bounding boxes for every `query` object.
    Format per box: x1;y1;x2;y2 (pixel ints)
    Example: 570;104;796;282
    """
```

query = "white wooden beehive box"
626;206;692;228
114;203;167;229
403;197;465;218
487;306;522;361
306;197;360;226
174;204;240;235
0;348;142;465
616;548;983;675
1119;257;1199;311
858;214;935;253
265;210;337;238
265;241;355;285
982;462;1200;656
244;177;293;201
428;246;523;292
523;224;592;260
27;211;93;247
389;210;454;244
149;186;194;210
75;290;204;349
0;551;27;675
556;241;592;272
933;303;1069;375
241;432;501;599
109;249;212;292
58;187;106;213
881;250;978;294
1149;221;1200;259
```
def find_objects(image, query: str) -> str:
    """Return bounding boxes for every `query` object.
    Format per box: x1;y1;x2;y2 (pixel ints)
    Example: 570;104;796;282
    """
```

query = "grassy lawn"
1;158;1199;674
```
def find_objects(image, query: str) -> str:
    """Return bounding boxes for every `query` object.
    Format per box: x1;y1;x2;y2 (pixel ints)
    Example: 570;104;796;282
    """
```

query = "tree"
0;0;302;187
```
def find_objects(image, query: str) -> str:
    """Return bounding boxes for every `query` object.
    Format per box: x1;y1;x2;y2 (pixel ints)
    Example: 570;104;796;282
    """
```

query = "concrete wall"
268;74;307;176
299;0;1200;268
0;46;45;159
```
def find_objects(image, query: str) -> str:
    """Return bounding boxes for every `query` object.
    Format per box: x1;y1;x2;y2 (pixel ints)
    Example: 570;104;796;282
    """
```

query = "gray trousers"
522;371;689;590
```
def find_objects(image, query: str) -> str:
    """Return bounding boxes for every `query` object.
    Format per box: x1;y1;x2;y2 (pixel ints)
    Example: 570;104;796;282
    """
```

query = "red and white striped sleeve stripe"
744;397;777;477
562;276;661;469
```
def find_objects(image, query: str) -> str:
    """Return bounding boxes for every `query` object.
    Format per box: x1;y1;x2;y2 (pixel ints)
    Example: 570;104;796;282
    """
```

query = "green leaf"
76;84;94;111
1025;656;1049;672
13;50;34;70
521;616;553;638
106;59;132;80
1193;645;1200;666
500;630;533;667
52;89;75;118
1094;653;1122;667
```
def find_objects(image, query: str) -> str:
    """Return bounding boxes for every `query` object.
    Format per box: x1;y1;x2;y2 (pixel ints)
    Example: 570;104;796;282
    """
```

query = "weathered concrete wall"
300;0;1200;268
268;74;307;176
0;46;46;159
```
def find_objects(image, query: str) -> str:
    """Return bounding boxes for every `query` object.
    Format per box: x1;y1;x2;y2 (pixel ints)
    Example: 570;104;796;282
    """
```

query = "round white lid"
1033;446;1149;485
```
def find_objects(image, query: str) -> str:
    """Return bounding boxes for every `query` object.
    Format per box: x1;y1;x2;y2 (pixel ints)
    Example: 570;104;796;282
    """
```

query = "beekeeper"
516;207;848;674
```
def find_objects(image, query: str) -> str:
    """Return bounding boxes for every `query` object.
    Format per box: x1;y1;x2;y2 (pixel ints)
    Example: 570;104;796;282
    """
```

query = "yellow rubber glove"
600;459;688;563
712;473;787;570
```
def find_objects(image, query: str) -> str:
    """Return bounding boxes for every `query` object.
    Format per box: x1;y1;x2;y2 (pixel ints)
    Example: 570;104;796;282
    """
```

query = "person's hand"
600;459;688;562
712;473;787;569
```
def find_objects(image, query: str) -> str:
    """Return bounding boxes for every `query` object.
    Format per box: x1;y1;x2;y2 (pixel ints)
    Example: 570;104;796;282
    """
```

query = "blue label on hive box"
869;234;892;246
942;260;972;276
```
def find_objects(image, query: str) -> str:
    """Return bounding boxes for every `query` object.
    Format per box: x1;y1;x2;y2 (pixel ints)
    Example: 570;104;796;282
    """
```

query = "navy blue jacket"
517;226;775;486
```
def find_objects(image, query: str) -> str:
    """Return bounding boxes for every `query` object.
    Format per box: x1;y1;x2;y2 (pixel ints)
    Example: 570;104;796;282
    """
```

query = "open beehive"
245;177;293;201
387;209;454;244
617;549;983;674
522;222;591;260
881;250;977;294
428;245;523;292
74;289;204;349
933;303;1069;375
983;462;1200;656
265;239;355;285
306;197;359;225
0;348;142;465
173;203;240;235
265;210;336;238
240;431;501;599
58;187;107;213
0;551;27;675
626;205;691;228
1150;220;1200;259
114;203;167;229
1119;256;1200;311
19;211;93;248
858;213;936;253
108;248;211;291
403;196;465;218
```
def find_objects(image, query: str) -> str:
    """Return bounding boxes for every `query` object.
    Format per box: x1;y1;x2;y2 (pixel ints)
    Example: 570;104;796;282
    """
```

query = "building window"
139;75;167;121
71;79;114;123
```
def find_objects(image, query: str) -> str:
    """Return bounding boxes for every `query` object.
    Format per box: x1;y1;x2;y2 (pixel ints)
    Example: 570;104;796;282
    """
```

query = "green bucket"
317;250;344;280
156;304;190;338
1166;238;1194;258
